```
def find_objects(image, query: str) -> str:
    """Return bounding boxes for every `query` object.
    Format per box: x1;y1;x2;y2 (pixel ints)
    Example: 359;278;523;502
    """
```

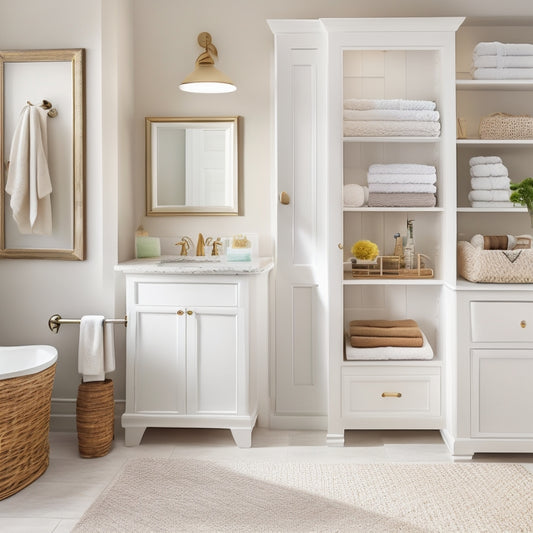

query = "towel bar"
48;314;127;334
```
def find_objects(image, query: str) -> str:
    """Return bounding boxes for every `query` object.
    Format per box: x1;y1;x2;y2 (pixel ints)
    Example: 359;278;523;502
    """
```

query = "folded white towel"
473;55;533;68
369;183;437;194
470;200;515;208
78;315;116;382
469;156;502;166
470;163;508;178
473;67;533;80
343;98;436;111
469;190;511;202
5;104;52;235
369;163;436;175
343;109;440;122
473;41;533;57
367;172;437;185
345;331;434;361
470;176;511;190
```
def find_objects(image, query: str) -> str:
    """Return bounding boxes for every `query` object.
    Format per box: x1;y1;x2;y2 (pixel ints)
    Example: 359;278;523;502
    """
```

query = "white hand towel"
78;315;115;382
469;156;502;166
343;120;440;137
343;109;440;122
367;172;437;184
470;176;511;190
473;67;533;80
470;163;508;178
473;41;533;57
468;189;511;202
343;98;436;111
5;104;52;235
470;200;515;208
368;163;436;175
473;55;533;68
369;183;437;194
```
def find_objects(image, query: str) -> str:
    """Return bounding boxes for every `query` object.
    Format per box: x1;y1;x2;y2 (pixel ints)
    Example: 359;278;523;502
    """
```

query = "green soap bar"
136;236;161;258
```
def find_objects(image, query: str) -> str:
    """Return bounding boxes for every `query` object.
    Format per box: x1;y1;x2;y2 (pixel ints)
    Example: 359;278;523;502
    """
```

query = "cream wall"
0;0;531;429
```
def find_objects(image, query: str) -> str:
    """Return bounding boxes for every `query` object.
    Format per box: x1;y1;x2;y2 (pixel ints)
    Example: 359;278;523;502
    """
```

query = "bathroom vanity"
115;257;272;447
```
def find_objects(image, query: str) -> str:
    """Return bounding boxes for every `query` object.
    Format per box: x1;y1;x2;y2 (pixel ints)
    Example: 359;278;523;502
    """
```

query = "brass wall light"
179;32;236;94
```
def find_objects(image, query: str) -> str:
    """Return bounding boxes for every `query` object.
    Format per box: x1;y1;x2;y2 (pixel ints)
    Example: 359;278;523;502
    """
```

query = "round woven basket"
76;379;114;458
0;363;56;500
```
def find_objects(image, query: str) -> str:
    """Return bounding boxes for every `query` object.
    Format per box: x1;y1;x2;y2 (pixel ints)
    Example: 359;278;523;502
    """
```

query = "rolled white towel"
473;55;533;68
469;156;502;166
470;163;508;178
470;234;516;250
473;41;533;57
343;98;436;111
369;183;436;194
473;67;533;80
343;184;367;207
468;189;511;202
470;200;515;208
368;163;436;175
367;172;437;185
343;109;440;122
470;176;511;190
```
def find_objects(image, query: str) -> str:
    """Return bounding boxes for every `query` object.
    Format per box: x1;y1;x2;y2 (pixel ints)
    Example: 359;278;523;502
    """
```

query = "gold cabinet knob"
280;191;290;205
187;310;193;316
521;320;527;328
177;310;184;316
338;243;344;250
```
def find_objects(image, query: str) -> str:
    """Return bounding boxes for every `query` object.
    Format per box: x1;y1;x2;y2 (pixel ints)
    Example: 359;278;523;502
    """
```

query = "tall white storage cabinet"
324;18;463;445
443;18;533;459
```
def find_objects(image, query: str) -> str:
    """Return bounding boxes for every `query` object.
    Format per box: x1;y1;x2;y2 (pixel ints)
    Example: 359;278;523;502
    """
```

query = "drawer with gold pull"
470;301;533;343
341;366;440;417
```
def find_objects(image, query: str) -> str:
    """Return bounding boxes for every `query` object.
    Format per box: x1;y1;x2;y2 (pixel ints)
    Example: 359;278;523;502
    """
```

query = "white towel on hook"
5;104;52;235
78;315;116;382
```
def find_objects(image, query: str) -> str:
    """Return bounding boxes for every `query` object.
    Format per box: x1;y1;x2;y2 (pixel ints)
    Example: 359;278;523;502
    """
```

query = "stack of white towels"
367;163;437;208
472;42;533;80
468;156;513;208
343;99;440;137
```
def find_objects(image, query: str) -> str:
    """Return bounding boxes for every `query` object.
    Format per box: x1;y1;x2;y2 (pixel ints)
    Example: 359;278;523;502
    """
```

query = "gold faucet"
211;237;223;256
175;236;193;256
196;233;205;256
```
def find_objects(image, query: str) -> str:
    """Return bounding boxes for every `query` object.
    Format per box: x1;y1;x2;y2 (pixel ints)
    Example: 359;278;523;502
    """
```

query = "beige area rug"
73;458;533;532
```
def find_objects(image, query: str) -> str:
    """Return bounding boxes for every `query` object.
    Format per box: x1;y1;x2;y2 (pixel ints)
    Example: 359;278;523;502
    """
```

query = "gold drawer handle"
381;392;402;398
521;320;527;329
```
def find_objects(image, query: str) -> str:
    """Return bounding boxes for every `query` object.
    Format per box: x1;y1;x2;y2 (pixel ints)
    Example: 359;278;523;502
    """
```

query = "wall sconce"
179;32;236;94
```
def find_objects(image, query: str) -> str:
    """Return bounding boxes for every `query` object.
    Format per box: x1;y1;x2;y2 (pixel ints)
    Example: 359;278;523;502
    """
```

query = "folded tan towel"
350;319;419;328
350;336;424;348
350;325;422;338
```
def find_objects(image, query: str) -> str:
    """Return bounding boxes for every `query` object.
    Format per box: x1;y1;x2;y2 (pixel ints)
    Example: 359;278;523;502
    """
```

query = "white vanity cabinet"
116;261;272;448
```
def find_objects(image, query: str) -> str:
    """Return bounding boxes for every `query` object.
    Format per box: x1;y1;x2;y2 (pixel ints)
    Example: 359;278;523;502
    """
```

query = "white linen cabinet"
443;18;533;459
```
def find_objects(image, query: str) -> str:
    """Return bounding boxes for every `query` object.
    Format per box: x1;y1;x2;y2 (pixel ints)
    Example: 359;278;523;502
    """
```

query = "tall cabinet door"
269;22;327;426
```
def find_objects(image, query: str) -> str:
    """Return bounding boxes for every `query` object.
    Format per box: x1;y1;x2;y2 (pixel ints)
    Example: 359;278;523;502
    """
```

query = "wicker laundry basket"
479;113;533;140
0;363;56;500
76;379;114;458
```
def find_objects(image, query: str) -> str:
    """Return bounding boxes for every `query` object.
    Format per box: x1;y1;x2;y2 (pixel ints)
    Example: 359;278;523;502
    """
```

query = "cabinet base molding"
122;412;257;448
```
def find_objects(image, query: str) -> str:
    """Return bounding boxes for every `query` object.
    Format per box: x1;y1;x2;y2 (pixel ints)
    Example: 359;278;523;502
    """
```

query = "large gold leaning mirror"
146;116;240;215
0;49;85;260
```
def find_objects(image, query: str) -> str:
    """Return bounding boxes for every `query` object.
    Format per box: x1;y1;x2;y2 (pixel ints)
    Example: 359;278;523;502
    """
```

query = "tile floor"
1;427;533;533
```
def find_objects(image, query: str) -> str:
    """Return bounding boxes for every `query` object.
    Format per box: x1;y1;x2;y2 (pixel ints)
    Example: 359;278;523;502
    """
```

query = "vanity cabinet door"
133;307;187;414
185;307;243;415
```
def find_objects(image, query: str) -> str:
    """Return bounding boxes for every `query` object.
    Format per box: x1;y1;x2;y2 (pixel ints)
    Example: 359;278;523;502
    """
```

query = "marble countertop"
115;256;274;275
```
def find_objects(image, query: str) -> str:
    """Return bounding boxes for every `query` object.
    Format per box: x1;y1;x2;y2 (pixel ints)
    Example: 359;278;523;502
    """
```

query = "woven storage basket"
0;363;56;500
479;113;533;140
458;241;533;283
76;379;114;458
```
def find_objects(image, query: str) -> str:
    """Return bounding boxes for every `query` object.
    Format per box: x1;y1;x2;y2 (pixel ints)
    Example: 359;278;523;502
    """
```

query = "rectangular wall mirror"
146;116;240;215
0;48;85;260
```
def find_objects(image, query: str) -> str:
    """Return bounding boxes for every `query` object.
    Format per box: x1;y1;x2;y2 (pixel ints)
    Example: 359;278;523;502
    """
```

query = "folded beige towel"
350;319;419;328
350;325;422;338
350;336;424;348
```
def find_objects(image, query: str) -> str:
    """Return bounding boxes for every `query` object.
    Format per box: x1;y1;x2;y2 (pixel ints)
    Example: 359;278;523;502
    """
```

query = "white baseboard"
269;414;327;431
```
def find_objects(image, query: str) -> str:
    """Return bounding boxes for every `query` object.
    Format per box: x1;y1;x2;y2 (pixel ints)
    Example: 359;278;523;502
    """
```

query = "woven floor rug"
73;458;533;532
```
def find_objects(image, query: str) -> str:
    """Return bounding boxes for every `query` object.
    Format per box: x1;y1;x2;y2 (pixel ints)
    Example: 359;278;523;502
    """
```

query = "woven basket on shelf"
0;363;56;500
479;112;533;140
76;379;114;458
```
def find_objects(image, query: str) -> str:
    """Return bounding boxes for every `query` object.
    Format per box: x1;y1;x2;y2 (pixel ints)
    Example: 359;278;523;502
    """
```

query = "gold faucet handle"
211;238;223;256
175;236;193;256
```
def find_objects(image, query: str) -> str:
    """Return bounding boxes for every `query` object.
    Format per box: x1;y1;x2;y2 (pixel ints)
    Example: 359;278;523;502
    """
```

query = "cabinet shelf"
341;358;443;367
457;138;533;145
456;78;533;91
457;207;527;213
343;273;443;285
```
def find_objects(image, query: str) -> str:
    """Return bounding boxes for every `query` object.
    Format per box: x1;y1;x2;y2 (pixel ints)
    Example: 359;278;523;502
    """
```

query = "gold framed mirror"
0;48;85;260
146;116;240;215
